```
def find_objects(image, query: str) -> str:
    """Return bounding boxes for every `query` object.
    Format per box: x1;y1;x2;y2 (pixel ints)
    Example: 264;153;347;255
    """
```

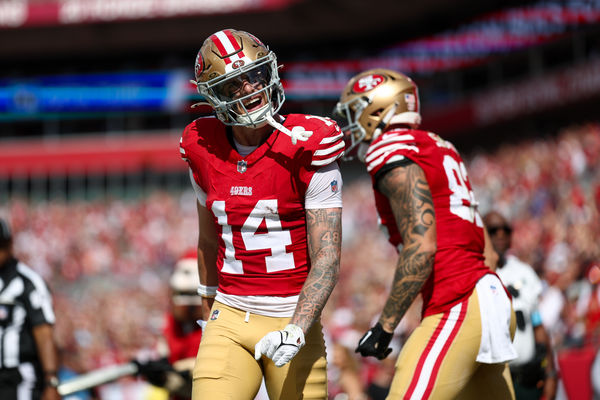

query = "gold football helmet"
192;29;285;127
334;68;421;160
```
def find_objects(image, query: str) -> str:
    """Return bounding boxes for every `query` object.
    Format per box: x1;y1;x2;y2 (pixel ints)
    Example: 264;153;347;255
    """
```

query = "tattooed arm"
290;207;342;333
254;206;341;366
377;162;437;333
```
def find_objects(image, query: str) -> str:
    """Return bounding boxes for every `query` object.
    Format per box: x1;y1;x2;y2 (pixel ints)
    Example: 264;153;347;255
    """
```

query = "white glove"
254;324;305;367
265;115;313;145
288;126;313;145
196;319;207;332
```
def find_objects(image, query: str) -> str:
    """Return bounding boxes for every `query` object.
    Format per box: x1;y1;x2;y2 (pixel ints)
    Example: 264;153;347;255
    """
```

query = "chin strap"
265;115;313;145
372;102;399;142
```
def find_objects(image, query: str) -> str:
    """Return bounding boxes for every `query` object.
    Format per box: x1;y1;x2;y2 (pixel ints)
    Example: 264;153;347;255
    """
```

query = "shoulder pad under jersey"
283;114;345;168
365;128;421;174
180;116;221;162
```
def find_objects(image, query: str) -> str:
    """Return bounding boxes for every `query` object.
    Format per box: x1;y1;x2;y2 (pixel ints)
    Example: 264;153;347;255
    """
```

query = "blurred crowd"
1;123;599;399
2;191;199;378
469;124;600;350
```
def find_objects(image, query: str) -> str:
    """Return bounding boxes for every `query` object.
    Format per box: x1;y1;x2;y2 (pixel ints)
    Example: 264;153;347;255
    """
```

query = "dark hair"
0;218;12;249
487;224;512;236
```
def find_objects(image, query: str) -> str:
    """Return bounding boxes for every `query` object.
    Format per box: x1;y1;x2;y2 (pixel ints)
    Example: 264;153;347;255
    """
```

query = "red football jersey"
163;313;202;364
180;114;344;297
365;128;490;317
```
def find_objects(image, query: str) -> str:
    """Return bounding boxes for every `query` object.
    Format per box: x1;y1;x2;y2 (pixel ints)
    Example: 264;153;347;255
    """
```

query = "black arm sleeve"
373;158;415;189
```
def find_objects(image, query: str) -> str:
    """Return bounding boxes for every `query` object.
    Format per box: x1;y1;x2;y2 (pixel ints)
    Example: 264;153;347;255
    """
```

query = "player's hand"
42;386;61;400
254;324;305;367
356;323;393;360
133;358;173;387
196;319;207;332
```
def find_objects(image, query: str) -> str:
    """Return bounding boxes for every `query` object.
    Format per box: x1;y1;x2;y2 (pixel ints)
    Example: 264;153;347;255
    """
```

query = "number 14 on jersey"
211;199;296;274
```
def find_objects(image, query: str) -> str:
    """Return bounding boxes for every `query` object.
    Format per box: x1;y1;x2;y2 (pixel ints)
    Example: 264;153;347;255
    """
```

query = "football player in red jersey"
180;29;344;400
334;69;518;399
134;252;203;399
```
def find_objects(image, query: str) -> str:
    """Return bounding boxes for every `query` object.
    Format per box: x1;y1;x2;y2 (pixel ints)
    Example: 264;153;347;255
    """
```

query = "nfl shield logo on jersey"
237;160;247;173
210;309;220;321
330;180;339;193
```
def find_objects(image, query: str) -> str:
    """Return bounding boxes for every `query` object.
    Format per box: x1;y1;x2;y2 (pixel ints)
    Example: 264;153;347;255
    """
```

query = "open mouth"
243;96;264;112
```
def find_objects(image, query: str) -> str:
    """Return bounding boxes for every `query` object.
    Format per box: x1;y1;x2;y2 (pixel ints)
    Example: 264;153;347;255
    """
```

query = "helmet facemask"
334;96;369;161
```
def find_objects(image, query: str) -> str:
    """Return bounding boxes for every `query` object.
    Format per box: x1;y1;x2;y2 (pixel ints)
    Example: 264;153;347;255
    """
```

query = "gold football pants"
192;301;328;400
387;287;516;400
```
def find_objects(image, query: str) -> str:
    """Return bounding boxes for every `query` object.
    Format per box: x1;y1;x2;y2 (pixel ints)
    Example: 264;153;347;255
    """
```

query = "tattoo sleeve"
291;207;342;333
377;163;436;333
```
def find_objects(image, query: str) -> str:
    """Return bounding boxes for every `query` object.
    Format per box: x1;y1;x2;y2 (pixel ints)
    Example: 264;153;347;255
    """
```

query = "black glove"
133;358;174;387
356;323;393;360
511;343;548;387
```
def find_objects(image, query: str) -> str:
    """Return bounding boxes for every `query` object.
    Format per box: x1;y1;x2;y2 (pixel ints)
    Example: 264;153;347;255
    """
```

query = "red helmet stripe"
224;30;241;51
414;88;420;112
223;29;245;59
211;30;246;64
211;31;232;64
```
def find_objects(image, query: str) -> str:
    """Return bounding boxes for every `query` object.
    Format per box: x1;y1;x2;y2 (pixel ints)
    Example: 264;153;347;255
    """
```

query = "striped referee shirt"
0;257;55;369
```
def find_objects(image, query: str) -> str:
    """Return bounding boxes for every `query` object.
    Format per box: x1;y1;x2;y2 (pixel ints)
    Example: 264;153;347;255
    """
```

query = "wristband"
197;284;218;298
45;375;59;388
546;370;559;379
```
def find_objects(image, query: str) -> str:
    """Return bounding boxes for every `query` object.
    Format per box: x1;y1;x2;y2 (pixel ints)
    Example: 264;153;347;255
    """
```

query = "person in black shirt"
0;218;60;400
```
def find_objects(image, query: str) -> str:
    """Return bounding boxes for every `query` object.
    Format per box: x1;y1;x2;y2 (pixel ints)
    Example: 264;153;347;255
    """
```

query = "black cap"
0;218;12;248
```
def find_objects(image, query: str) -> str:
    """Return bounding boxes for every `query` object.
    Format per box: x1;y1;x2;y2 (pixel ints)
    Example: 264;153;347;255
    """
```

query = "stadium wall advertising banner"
0;71;186;117
0;133;183;177
0;0;300;28
423;59;600;136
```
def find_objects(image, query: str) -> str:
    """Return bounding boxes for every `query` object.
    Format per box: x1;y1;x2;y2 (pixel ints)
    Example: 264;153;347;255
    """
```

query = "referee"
0;218;60;400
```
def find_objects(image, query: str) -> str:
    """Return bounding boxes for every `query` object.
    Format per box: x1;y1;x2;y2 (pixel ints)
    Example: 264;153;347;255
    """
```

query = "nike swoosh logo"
359;331;372;346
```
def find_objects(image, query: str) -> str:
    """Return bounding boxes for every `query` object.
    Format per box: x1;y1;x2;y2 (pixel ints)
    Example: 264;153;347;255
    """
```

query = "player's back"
366;128;490;316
